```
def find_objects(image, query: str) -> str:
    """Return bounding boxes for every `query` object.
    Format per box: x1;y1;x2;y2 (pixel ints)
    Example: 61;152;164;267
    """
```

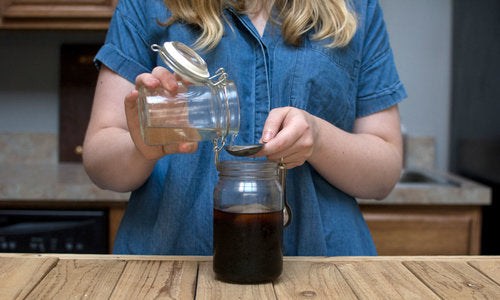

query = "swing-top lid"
151;41;210;84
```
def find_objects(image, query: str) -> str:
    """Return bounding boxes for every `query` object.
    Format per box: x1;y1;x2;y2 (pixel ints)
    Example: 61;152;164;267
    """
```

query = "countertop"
358;168;491;206
0;163;491;206
1;254;499;299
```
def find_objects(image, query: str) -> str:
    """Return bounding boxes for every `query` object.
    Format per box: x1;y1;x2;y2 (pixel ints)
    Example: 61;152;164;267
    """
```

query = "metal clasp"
209;68;229;87
211;67;231;171
213;136;227;171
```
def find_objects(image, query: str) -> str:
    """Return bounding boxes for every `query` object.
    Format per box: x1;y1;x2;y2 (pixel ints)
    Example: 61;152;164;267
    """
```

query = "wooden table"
1;254;499;299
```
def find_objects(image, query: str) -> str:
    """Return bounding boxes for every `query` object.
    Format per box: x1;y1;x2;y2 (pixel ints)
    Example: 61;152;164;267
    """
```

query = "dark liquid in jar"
213;208;283;283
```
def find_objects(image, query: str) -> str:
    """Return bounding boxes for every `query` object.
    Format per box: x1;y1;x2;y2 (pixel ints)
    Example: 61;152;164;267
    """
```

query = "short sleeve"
356;1;407;118
94;0;158;83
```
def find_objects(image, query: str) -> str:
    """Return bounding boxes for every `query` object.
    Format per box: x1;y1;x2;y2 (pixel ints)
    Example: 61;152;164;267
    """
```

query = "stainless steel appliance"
450;0;500;254
0;209;107;253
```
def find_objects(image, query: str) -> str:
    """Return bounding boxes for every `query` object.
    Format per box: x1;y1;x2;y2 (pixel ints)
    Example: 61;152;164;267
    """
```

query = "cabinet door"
0;0;118;29
361;205;482;255
59;44;100;162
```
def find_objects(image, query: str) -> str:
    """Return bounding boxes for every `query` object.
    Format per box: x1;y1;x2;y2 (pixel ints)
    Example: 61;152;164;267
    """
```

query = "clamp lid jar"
138;42;240;147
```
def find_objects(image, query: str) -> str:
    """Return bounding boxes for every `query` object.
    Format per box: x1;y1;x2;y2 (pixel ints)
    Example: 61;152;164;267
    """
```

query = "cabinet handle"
78;55;94;65
74;145;83;155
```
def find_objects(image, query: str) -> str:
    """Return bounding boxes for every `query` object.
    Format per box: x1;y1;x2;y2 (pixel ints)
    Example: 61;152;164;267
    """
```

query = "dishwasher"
0;209;108;254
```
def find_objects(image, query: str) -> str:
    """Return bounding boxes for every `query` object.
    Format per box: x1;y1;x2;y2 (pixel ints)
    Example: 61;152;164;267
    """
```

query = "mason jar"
213;160;283;284
137;41;240;146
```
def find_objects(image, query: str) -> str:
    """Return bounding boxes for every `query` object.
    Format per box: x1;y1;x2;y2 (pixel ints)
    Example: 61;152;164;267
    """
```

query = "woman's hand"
83;66;198;192
254;105;403;200
126;66;198;161
254;107;319;168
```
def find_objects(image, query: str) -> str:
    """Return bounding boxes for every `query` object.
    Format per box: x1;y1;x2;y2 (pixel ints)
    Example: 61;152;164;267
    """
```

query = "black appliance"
450;0;500;254
0;209;108;253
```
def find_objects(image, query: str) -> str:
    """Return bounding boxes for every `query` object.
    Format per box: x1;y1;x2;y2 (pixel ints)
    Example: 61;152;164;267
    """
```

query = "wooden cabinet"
361;205;482;255
0;0;118;29
107;204;483;256
1;201;482;255
59;44;100;162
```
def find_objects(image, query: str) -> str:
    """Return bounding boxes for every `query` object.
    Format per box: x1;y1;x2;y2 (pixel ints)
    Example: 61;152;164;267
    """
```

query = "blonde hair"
162;0;357;50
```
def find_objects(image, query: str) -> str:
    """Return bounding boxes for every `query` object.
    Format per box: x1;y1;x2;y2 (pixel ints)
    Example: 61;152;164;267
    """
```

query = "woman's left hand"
254;107;319;168
254;104;403;200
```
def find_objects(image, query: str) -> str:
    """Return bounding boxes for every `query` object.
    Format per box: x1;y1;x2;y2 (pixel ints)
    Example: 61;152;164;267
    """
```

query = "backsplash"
0;132;57;164
405;136;435;169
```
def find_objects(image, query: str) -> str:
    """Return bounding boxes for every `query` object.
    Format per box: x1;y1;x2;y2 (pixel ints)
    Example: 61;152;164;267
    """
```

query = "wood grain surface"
274;261;357;299
403;261;500;299
0;254;498;299
110;260;197;300
0;257;58;299
336;261;440;299
196;262;275;300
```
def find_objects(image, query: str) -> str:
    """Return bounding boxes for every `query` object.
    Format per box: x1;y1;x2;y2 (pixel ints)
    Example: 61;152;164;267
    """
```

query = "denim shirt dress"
95;0;407;256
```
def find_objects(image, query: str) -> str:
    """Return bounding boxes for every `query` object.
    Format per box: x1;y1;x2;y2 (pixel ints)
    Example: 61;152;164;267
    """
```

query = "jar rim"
220;159;277;167
219;159;278;177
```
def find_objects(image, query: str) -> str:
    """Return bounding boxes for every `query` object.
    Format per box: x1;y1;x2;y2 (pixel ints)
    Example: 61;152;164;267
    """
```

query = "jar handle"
213;137;226;171
279;158;292;227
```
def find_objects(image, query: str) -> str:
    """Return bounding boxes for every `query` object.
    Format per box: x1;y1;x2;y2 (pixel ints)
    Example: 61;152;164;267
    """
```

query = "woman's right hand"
126;66;198;161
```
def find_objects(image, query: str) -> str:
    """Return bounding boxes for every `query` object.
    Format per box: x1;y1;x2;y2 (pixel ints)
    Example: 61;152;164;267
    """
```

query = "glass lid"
151;41;210;84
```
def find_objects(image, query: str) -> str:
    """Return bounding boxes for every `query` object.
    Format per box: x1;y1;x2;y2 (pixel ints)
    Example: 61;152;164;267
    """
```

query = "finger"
261;123;301;157
161;143;182;155
281;152;306;168
124;89;138;108
124;89;140;133
281;160;302;169
174;73;194;86
178;142;198;153
267;148;299;162
135;73;160;89
151;66;178;92
162;142;198;155
260;107;290;143
124;89;166;160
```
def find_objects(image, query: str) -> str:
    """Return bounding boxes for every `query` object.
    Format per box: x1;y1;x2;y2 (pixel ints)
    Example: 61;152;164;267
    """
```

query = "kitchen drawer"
361;205;482;255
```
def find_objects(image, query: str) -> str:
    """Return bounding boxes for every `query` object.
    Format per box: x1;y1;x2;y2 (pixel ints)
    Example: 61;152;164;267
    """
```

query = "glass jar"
213;160;283;283
138;81;239;145
138;42;240;146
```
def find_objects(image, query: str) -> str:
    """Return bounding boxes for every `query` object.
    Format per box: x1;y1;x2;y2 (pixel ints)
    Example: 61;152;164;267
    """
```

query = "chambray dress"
95;0;406;256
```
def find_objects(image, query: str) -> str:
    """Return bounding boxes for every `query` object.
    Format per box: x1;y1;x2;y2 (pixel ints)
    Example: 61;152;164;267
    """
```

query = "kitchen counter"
0;163;491;255
0;163;491;205
359;167;491;205
0;254;499;299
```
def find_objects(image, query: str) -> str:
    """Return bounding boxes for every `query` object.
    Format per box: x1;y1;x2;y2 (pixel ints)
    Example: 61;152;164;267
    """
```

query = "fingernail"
262;130;275;143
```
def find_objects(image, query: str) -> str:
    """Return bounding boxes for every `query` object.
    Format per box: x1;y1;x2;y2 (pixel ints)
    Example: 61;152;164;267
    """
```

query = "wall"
379;0;452;170
0;31;106;133
0;0;453;170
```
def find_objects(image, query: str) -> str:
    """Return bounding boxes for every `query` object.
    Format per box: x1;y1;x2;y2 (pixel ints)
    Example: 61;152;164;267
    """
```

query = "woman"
83;0;406;255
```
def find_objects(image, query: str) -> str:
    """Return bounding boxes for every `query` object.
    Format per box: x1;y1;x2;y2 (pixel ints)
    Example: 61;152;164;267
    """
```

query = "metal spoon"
278;159;292;227
224;144;264;157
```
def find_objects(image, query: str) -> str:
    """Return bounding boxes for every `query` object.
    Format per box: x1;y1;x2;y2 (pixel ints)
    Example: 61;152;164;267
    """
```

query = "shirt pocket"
289;43;359;128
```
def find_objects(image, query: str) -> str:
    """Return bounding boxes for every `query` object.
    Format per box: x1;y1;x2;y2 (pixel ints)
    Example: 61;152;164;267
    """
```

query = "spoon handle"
278;161;292;227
